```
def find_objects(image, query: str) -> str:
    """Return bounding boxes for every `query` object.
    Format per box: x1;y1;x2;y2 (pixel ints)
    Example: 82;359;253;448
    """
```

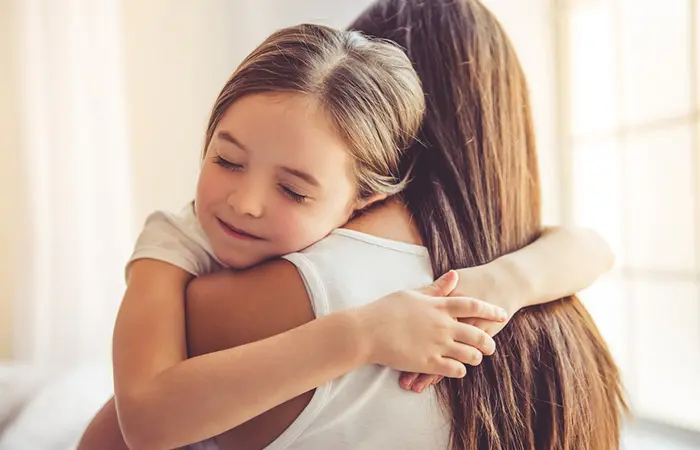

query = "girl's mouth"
216;218;264;241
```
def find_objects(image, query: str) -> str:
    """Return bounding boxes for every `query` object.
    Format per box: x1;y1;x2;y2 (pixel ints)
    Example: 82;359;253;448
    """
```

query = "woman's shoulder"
283;218;429;289
280;198;425;261
343;198;423;247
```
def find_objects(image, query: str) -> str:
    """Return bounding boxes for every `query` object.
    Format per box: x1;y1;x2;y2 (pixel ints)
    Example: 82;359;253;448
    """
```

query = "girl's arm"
454;226;614;315
448;225;613;340
516;226;614;302
400;226;614;392
111;260;504;450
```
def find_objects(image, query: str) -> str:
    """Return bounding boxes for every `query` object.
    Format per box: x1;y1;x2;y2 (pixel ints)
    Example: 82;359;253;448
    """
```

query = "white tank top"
267;228;451;450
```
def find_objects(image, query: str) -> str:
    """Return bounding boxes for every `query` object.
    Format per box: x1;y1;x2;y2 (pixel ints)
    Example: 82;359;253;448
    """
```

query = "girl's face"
196;92;379;269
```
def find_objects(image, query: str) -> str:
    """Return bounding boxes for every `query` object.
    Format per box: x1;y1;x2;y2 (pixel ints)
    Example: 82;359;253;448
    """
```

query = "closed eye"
214;155;243;171
280;185;308;204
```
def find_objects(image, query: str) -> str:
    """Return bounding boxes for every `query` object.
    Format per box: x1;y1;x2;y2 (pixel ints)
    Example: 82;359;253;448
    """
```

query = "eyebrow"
281;167;320;187
216;131;249;152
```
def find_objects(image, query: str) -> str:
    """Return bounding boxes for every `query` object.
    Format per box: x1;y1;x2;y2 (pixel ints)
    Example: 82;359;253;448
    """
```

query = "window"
558;0;700;430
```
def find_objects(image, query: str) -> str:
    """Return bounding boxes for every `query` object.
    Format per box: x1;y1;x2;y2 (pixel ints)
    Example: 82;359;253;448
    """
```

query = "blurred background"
0;0;698;448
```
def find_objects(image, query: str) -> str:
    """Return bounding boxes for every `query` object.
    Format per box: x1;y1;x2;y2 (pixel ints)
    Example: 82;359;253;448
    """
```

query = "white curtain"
13;0;134;368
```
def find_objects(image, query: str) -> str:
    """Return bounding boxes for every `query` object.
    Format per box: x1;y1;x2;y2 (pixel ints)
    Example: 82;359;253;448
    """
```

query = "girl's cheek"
196;167;223;203
275;216;307;245
273;211;325;252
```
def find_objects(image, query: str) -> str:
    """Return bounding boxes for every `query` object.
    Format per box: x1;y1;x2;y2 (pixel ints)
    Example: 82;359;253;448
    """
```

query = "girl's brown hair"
351;1;628;449
203;23;425;199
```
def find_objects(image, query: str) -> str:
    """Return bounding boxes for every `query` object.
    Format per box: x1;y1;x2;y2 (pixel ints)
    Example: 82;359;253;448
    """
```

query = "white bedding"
0;362;113;450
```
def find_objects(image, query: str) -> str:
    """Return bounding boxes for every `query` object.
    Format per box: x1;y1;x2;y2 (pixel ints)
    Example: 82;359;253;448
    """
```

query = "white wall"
121;0;241;229
0;0;22;359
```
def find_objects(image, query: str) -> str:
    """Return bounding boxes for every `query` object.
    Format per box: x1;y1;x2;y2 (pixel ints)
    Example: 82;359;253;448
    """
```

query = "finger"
412;374;440;393
399;372;421;390
445;297;507;322
465;318;506;338
445;342;484;367
431;376;444;385
453;322;496;355
432;357;467;379
419;270;458;297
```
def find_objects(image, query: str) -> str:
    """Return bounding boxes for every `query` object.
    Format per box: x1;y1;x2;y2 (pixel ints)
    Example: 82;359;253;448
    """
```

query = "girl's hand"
398;265;519;393
356;270;507;379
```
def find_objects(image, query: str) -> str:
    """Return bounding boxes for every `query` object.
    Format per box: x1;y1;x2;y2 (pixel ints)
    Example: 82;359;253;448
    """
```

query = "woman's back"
275;222;450;449
351;0;627;448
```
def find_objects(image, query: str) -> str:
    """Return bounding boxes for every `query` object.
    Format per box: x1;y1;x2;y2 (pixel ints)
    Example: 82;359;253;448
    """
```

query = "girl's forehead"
215;93;356;183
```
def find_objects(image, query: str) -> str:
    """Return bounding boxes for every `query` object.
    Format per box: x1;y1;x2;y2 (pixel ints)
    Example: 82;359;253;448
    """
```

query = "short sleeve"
127;208;216;278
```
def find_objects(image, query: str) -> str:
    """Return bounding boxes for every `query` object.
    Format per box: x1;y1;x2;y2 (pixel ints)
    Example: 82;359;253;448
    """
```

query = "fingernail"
499;309;508;321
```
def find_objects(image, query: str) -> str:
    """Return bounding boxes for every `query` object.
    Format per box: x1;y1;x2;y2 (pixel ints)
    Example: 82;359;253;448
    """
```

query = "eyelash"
213;155;243;171
215;156;308;204
281;186;308;204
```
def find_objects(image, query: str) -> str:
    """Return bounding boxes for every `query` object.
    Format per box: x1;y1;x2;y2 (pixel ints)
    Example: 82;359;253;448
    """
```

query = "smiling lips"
216;217;263;241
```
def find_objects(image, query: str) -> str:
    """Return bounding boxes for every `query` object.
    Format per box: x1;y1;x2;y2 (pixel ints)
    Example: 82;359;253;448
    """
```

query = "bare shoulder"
127;258;192;287
185;259;316;450
186;258;314;350
345;198;422;246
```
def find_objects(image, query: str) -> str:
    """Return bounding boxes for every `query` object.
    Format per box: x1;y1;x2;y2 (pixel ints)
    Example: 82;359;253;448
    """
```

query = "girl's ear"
353;192;388;212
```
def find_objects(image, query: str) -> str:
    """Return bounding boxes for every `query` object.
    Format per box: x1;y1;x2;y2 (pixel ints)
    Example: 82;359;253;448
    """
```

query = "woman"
345;2;628;449
78;1;620;449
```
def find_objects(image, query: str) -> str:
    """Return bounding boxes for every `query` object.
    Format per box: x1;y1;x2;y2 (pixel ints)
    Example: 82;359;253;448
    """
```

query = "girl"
108;23;509;450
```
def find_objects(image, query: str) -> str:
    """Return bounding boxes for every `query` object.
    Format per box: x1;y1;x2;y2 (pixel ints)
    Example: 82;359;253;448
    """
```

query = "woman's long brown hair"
350;1;628;449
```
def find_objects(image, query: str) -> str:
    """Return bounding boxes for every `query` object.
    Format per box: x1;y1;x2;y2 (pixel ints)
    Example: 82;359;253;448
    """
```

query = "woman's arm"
111;259;503;450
